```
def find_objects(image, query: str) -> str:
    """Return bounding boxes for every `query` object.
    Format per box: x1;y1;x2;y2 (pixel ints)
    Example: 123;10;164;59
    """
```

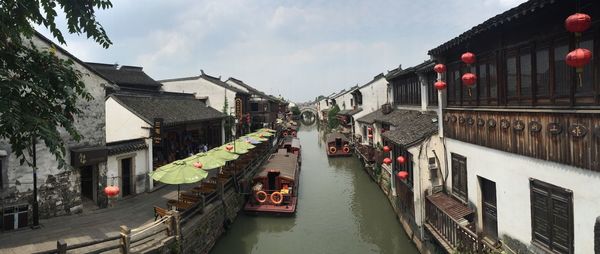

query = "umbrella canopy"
149;160;208;184
219;143;250;154
241;136;262;144
258;128;276;133
244;134;268;141
183;153;227;169
253;131;273;137
206;148;239;161
227;140;256;150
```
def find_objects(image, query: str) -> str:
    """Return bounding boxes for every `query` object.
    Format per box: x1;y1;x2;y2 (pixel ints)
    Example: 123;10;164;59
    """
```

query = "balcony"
424;192;486;253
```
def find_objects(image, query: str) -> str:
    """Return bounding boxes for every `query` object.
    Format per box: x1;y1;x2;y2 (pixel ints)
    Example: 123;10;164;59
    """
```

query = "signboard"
235;98;243;119
153;118;163;145
71;147;107;167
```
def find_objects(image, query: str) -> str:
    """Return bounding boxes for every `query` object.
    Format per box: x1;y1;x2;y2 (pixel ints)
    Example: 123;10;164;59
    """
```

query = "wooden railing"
425;198;483;253
34;212;178;254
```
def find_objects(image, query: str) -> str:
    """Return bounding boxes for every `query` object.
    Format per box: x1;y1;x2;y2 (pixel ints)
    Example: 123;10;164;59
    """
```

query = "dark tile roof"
86;62;162;91
110;93;225;126
357;73;385;90
386;60;434;80
33;32;115;88
428;0;557;56
338;108;363;116
106;139;147;155
380;110;438;147
158;73;248;95
226;77;281;102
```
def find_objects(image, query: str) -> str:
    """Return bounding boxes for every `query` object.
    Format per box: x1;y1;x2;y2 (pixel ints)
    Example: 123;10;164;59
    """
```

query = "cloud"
34;0;531;102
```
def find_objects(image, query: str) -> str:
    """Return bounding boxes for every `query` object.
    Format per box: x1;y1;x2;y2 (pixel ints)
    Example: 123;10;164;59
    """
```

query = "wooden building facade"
429;1;600;253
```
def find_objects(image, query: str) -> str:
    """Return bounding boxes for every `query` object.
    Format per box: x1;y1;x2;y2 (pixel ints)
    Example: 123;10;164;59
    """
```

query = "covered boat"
325;132;352;157
244;144;301;215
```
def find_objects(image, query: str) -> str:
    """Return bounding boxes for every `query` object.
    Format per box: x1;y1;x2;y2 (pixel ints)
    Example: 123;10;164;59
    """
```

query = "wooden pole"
56;240;67;254
119;225;131;254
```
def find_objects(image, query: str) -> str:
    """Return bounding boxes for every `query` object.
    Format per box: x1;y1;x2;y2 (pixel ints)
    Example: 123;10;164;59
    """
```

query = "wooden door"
481;177;498;241
121;158;133;196
80;166;94;201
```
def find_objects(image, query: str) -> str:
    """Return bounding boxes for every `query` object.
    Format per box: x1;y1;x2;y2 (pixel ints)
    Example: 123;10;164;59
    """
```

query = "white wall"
405;134;445;239
317;99;329;121
4;35;108;193
106;97;151;143
106;148;150;197
162;77;237;114
445;138;600;254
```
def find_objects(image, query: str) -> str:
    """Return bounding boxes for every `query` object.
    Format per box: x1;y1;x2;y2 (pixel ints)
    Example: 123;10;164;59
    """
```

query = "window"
520;52;532;97
427;71;438;106
250;102;259;111
506;54;518;98
530;179;573;254
536;48;551;98
554;43;571;99
393;144;414;189
393;74;421;106
576;39;595;103
451;153;467;202
479;61;488;104
362;125;367;137
0;159;3;189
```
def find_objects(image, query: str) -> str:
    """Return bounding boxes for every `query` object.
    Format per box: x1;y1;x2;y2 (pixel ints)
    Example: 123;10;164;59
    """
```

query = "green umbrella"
149;160;209;199
220;141;254;154
206;148;239;161
245;134;268;141
253;131;274;137
183;153;227;169
258;128;276;133
149;160;208;184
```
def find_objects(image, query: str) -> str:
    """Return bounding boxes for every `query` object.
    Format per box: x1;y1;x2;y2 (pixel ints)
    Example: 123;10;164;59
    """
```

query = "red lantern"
225;144;234;151
104;185;120;197
565;13;591;34
433;64;446;73
193;162;203;169
462;73;477;86
396;156;406;164
566;48;592;68
397;171;409;180
461;52;476;65
383;158;392;165
368;134;373;139
383;146;391;153
367;127;373;132
434;80;447;90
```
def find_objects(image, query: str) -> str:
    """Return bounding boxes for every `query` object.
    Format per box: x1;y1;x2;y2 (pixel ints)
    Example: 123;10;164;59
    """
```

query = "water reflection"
210;121;417;254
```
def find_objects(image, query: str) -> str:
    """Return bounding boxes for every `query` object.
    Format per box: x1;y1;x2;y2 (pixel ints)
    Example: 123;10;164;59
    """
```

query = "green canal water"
211;122;419;254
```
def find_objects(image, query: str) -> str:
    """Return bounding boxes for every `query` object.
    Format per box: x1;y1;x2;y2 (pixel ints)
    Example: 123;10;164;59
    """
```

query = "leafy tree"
327;104;340;129
290;106;301;116
0;0;113;168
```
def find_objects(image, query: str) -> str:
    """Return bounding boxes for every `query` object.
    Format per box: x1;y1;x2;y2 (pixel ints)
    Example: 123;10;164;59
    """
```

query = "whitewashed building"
0;33;112;226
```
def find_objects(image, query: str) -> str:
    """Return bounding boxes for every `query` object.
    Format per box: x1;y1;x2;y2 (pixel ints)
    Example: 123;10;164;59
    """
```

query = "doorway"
480;177;498;241
80;165;97;208
121;158;133;197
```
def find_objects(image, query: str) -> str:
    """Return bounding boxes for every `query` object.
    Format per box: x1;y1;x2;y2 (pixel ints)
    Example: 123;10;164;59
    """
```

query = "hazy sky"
38;0;527;102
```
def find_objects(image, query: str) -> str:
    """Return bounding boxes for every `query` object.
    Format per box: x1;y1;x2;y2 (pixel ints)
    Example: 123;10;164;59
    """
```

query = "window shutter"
531;186;551;245
550;192;571;253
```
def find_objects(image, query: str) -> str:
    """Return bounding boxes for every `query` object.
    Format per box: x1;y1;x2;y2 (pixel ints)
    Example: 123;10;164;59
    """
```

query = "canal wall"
179;189;245;254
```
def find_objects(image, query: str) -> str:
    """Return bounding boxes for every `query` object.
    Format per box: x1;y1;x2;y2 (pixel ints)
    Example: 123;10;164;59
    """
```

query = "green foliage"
327;104;340;129
0;0;113;168
290;106;300;115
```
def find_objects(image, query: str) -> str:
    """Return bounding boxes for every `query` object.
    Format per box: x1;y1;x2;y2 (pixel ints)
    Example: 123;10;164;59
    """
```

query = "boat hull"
244;197;297;215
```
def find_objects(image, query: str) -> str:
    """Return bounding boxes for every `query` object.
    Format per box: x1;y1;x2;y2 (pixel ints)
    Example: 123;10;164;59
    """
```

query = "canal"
211;121;419;254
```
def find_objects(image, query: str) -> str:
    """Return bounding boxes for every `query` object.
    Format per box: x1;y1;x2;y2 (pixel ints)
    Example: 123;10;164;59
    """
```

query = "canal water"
211;122;418;254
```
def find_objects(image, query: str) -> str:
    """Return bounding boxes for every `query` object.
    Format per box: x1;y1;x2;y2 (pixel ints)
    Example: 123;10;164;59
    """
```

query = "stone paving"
0;184;190;254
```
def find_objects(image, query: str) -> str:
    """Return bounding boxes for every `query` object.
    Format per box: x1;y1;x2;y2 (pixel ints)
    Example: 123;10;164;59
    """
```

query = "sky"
37;0;527;102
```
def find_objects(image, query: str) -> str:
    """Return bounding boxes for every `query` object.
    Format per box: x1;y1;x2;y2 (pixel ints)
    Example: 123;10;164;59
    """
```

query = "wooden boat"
325;132;352;157
244;140;301;215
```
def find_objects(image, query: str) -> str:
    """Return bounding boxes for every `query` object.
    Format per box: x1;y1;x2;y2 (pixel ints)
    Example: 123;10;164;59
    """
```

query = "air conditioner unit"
2;204;29;231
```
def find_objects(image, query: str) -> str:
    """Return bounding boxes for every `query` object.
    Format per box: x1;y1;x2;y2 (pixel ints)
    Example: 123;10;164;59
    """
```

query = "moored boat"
325;132;352;157
244;137;301;215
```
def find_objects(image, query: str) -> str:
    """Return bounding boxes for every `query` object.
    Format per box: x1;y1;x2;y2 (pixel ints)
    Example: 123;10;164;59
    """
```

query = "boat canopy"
257;149;298;180
326;132;349;143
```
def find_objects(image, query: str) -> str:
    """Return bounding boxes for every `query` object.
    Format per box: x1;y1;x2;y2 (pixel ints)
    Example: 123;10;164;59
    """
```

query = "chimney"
200;69;205;75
